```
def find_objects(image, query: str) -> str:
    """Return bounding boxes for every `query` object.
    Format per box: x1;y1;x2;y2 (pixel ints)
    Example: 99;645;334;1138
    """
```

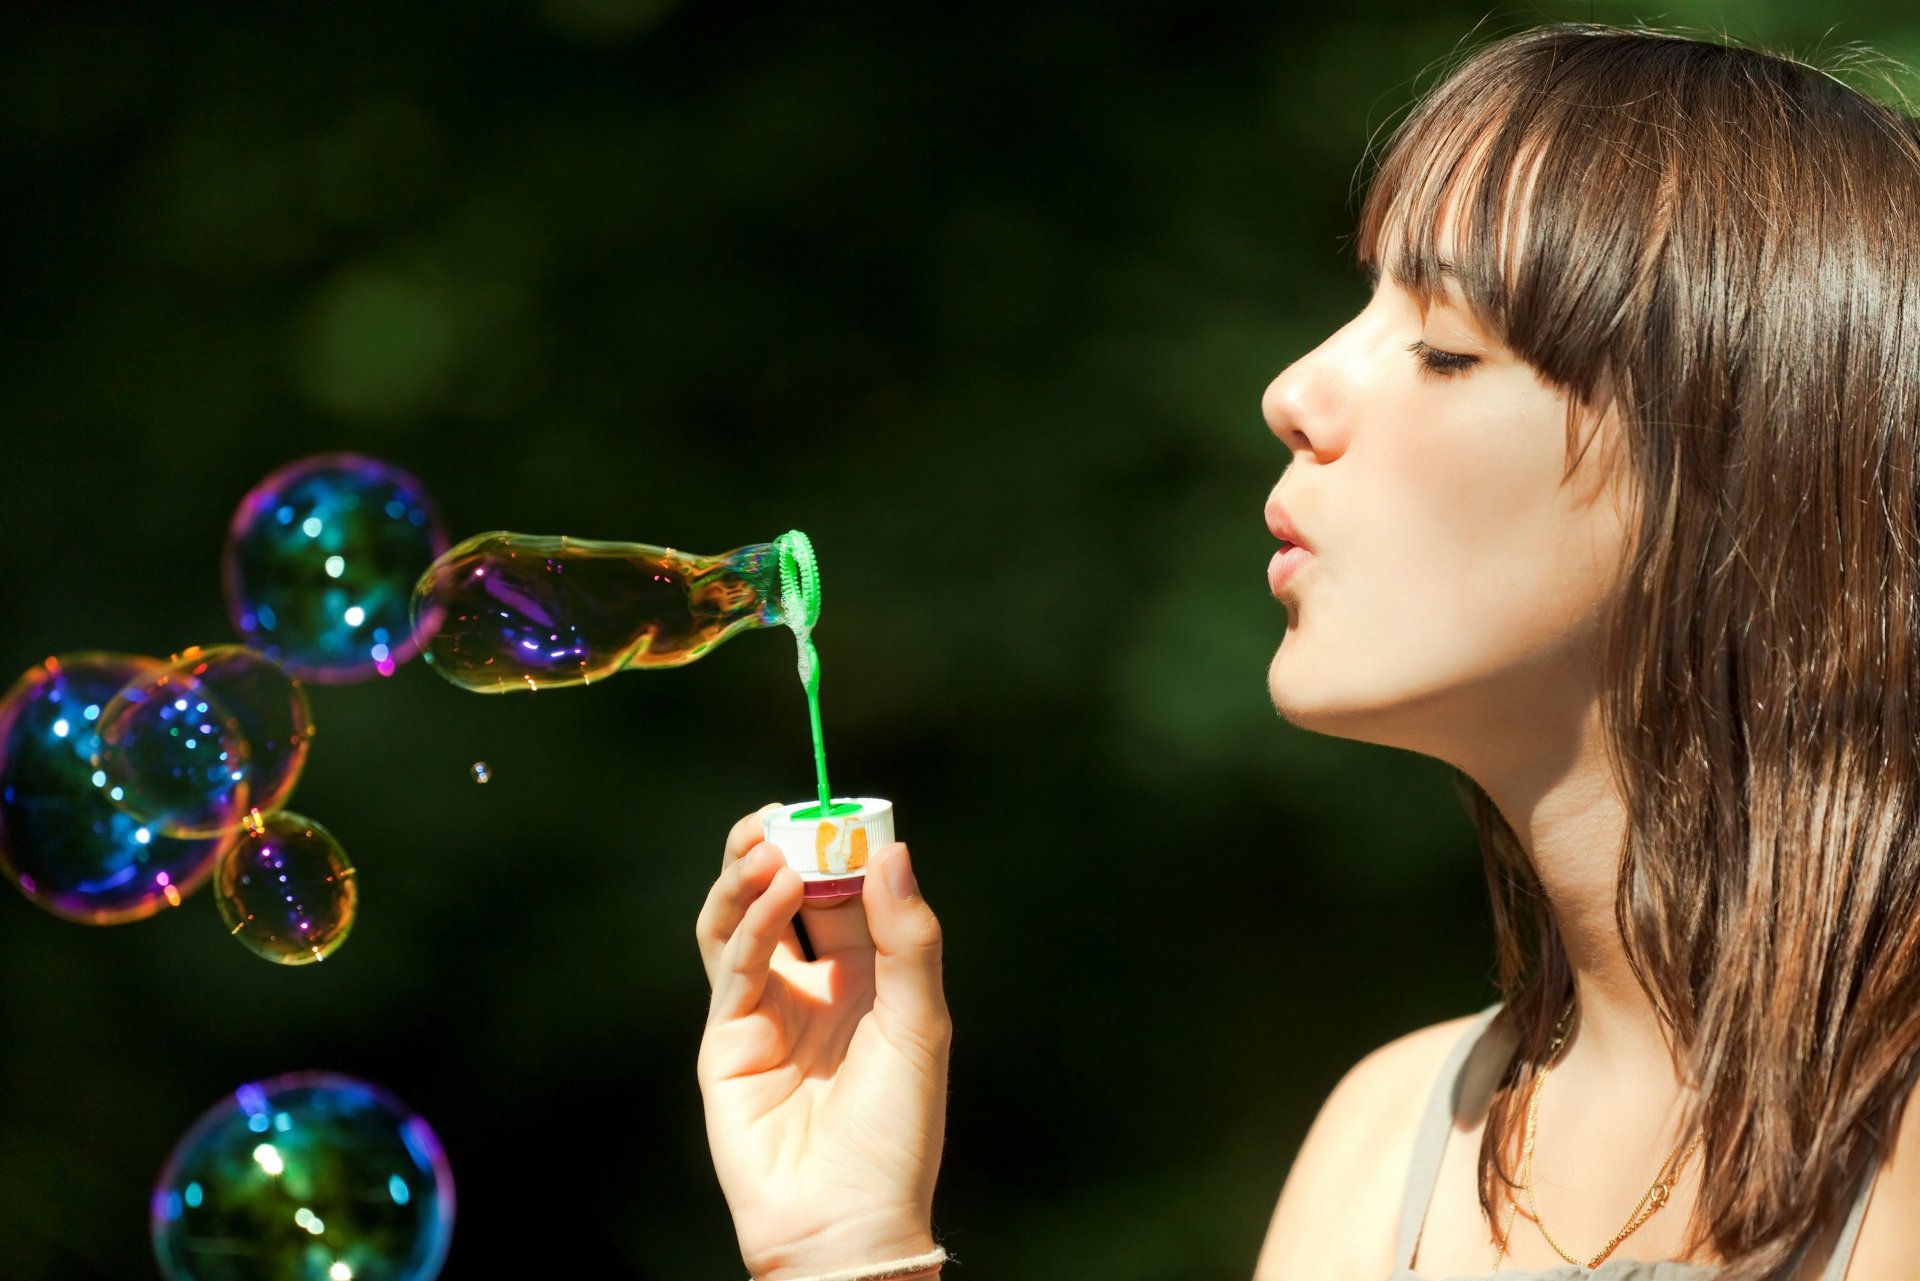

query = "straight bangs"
1354;29;1684;410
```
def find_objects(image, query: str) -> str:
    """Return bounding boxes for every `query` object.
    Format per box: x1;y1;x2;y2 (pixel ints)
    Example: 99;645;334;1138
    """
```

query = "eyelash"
1407;340;1478;378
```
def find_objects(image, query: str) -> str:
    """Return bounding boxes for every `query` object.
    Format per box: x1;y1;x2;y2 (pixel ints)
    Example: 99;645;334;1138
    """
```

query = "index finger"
723;802;786;871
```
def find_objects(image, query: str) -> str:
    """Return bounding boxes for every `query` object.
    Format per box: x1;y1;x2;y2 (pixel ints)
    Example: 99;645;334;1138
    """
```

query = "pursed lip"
1264;500;1313;554
1268;544;1311;597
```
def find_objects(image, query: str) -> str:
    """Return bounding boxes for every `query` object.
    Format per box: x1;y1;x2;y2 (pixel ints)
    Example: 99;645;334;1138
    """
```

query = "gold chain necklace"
1489;1004;1705;1273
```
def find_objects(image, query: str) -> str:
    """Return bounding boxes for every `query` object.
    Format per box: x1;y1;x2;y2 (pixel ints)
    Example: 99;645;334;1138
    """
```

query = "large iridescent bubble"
224;453;448;684
216;810;358;965
96;646;313;839
0;654;230;923
152;1071;454;1281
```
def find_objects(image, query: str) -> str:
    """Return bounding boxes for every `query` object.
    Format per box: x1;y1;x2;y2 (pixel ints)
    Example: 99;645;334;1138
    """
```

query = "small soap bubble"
469;762;490;784
92;675;249;840
151;1071;454;1281
224;453;449;684
0;654;228;922
163;646;312;813
215;810;358;965
96;646;313;839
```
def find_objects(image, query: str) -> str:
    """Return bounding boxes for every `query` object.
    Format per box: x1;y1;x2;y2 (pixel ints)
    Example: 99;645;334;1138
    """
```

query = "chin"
1268;641;1353;734
1267;641;1420;750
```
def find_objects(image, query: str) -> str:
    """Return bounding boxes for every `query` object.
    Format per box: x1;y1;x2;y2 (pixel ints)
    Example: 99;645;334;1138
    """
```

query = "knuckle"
730;810;769;849
732;844;768;884
695;1038;723;1089
694;891;727;945
893;1010;953;1062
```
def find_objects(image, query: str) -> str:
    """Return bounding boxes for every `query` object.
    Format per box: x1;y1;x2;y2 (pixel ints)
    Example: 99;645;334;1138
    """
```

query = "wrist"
748;1225;939;1281
751;1248;944;1281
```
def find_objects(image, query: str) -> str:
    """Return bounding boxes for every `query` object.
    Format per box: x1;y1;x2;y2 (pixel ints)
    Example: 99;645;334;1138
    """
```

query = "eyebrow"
1361;259;1461;289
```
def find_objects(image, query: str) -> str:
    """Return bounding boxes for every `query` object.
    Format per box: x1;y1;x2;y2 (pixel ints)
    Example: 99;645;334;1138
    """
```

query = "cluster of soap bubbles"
0;453;463;1279
153;1072;454;1281
0;454;447;963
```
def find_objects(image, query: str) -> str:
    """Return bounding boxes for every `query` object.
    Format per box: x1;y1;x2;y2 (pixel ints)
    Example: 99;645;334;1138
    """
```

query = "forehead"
1360;133;1544;319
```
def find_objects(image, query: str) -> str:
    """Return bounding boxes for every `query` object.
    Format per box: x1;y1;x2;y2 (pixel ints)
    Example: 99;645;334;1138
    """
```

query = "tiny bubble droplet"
470;762;491;784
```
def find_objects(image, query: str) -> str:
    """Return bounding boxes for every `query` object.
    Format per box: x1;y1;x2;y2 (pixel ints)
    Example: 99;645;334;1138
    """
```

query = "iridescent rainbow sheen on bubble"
0;654;229;923
410;532;797;694
224;454;448;684
93;675;249;840
97;645;314;840
152;1071;454;1281
216;810;358;965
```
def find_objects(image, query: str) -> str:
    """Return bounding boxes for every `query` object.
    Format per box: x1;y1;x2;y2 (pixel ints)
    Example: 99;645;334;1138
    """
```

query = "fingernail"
885;844;919;901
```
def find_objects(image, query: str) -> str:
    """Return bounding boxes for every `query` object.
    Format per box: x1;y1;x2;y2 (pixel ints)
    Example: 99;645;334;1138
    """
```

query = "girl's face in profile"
1262;231;1636;768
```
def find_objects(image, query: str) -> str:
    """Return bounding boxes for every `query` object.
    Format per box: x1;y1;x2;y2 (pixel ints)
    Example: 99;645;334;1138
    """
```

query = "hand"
696;805;952;1281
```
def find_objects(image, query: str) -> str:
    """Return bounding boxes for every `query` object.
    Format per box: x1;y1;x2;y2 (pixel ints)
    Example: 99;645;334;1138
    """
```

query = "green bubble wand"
773;531;859;820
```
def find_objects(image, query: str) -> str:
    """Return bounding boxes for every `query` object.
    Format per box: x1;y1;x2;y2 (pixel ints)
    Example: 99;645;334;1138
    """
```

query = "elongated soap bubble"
152;1071;454;1281
225;453;449;683
216;810;358;964
410;530;817;693
0;654;229;922
97;646;313;837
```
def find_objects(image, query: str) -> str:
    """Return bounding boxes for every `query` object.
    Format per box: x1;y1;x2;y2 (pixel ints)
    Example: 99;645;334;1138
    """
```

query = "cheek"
1282;388;1626;700
1389;427;1619;660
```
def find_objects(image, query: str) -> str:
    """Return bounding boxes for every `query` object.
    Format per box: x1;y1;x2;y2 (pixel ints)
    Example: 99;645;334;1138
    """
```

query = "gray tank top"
1385;1004;1881;1281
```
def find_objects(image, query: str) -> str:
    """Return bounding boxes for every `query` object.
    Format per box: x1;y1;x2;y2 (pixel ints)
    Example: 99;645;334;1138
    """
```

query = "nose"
1262;321;1359;463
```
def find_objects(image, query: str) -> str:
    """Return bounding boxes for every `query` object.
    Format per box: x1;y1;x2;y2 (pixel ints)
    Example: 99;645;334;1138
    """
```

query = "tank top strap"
1394;1002;1506;1270
1810;1145;1884;1281
1800;1042;1920;1281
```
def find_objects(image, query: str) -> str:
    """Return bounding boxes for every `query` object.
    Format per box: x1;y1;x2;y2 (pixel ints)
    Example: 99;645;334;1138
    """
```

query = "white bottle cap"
762;797;894;904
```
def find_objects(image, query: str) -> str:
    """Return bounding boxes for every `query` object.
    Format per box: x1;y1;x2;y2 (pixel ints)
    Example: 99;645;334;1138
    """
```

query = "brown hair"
1356;25;1920;1279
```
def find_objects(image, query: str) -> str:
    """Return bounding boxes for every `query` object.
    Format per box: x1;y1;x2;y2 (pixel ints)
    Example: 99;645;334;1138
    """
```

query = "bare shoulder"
1253;1011;1492;1281
1828;1069;1920;1280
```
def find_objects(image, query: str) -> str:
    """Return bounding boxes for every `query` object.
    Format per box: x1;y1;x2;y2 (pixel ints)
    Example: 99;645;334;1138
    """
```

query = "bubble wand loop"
774;530;832;815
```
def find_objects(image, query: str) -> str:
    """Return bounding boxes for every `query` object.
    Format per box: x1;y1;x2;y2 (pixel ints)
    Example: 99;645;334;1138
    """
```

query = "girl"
694;24;1920;1281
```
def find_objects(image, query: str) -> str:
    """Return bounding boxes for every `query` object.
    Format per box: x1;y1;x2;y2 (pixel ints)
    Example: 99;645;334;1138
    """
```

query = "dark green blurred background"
3;2;1916;1278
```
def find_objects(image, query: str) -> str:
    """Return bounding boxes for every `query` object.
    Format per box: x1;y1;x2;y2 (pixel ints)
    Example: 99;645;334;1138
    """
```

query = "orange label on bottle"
814;822;871;874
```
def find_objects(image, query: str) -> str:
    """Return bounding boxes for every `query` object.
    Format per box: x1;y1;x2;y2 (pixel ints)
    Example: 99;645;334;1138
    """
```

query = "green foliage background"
2;2;1916;1277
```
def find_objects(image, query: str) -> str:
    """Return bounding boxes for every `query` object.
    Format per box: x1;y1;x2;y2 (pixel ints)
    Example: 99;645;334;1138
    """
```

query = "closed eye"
1407;339;1479;378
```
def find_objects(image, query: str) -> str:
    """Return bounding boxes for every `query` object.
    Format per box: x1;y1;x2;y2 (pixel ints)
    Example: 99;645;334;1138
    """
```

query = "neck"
1432;669;1706;1263
1466;696;1687;1088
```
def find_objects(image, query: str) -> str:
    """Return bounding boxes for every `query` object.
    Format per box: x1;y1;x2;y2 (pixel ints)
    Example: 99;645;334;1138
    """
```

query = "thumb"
863;842;951;1050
